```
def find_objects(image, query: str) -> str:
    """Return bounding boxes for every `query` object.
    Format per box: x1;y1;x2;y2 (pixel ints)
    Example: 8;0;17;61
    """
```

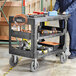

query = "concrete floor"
0;21;76;76
0;44;76;76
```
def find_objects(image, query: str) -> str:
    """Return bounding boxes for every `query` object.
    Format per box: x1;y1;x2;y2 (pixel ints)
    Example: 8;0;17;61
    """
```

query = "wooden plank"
0;17;8;26
0;1;22;7
2;6;22;17
40;41;59;46
0;36;15;40
0;0;40;7
0;17;8;22
0;36;21;41
0;26;9;36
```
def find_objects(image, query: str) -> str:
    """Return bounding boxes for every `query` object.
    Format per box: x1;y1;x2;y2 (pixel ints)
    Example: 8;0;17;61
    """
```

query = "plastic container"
48;11;58;16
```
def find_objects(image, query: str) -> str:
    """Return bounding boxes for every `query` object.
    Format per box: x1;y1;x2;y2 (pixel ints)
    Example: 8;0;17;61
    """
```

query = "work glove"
63;12;69;15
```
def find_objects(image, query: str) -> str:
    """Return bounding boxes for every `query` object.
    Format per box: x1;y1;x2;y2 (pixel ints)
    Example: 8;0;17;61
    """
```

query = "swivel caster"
30;59;39;72
9;55;18;67
60;52;68;64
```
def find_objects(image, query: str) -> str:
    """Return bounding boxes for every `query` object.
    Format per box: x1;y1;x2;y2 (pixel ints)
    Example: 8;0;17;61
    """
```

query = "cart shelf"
39;32;64;39
9;47;33;58
11;30;31;39
37;49;64;58
39;41;59;46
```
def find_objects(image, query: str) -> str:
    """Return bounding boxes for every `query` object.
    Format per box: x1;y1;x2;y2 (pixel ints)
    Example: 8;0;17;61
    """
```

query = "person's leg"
69;40;76;59
68;19;76;59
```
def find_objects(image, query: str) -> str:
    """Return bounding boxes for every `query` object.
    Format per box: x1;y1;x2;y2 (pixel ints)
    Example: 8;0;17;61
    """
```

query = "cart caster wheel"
60;52;68;64
9;55;18;67
30;60;39;72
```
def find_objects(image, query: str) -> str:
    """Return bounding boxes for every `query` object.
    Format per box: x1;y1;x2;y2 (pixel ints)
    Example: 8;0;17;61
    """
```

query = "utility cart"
9;14;70;72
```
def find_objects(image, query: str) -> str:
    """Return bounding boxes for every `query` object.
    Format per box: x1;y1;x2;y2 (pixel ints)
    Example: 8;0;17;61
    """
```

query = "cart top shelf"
9;14;70;25
28;14;70;23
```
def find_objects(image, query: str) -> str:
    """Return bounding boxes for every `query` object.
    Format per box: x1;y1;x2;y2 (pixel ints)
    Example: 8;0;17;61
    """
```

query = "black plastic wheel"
60;52;68;64
9;55;18;67
30;60;39;72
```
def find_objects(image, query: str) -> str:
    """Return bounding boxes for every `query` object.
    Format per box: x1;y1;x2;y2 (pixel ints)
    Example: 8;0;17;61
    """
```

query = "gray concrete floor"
0;21;76;76
0;44;76;76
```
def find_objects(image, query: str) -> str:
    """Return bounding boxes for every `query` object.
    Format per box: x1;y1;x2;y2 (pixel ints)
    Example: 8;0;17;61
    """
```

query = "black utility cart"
9;14;70;72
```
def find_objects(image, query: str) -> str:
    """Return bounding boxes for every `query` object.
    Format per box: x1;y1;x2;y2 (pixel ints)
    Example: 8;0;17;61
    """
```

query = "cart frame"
9;15;70;71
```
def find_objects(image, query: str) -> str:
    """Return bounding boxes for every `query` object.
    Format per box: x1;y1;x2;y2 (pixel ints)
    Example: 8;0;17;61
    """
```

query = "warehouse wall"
43;0;56;11
25;0;41;14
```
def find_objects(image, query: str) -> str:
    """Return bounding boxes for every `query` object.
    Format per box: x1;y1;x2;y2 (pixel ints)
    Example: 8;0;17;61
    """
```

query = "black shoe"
68;55;76;59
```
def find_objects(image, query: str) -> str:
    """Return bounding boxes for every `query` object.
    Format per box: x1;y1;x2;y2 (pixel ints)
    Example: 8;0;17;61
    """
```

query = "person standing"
53;0;76;59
